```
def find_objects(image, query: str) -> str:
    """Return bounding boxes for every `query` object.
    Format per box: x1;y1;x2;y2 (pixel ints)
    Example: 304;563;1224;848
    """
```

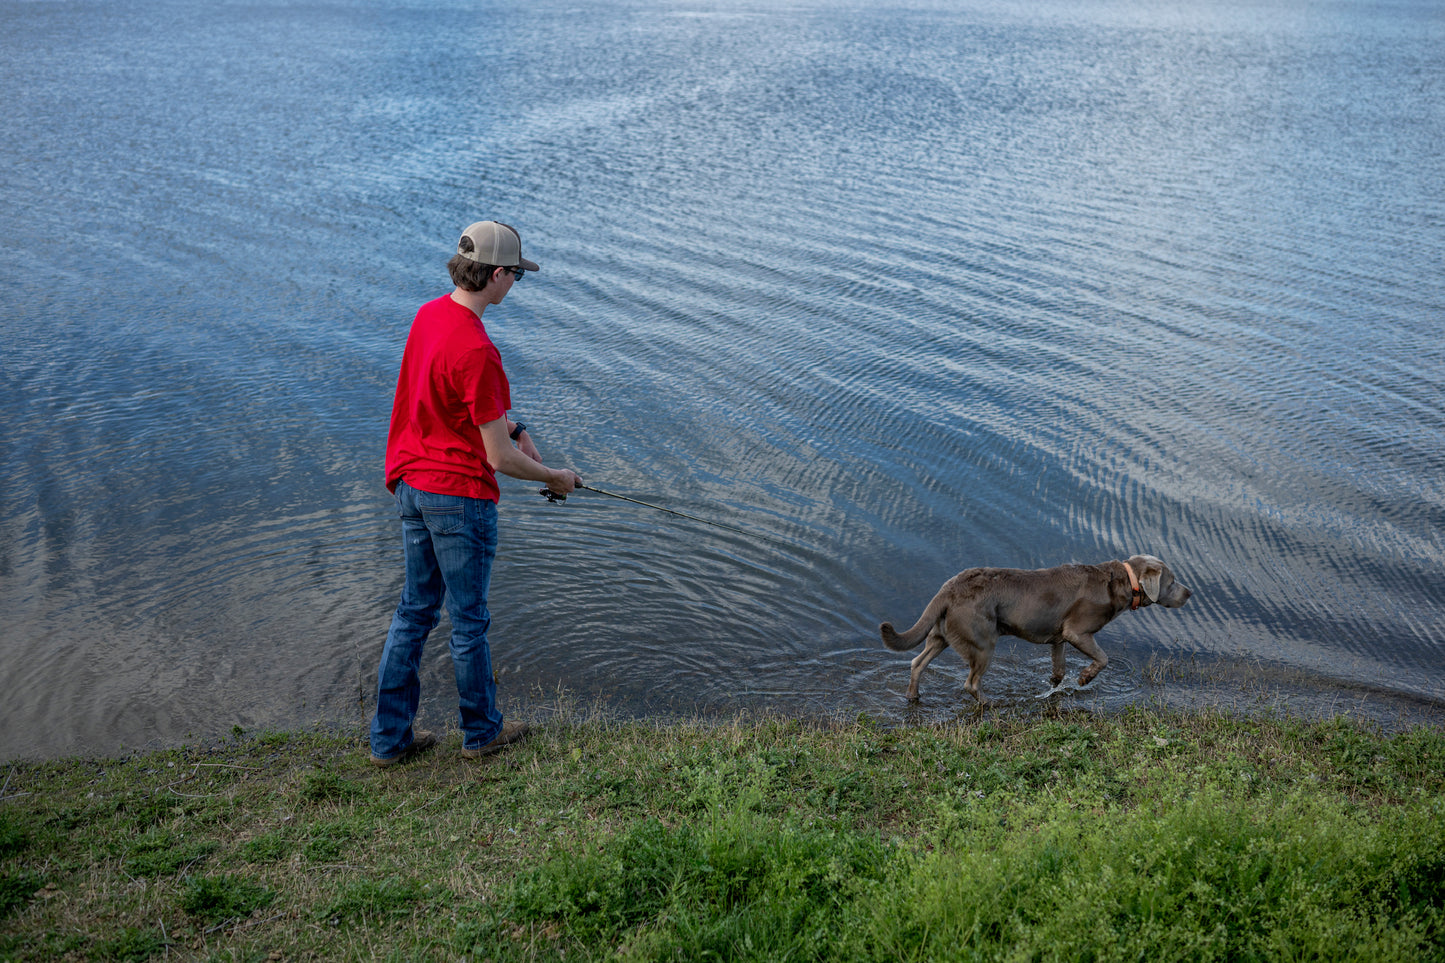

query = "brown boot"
460;721;531;759
369;729;437;767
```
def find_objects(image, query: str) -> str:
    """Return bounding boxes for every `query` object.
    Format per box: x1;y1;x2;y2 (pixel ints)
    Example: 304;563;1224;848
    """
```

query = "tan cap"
456;221;540;272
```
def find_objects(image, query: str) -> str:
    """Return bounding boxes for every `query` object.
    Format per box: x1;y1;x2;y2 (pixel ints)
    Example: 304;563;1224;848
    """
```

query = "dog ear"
1134;555;1164;602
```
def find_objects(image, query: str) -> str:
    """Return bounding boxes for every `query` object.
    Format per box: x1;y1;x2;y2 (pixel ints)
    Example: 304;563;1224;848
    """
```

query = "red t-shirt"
384;294;512;501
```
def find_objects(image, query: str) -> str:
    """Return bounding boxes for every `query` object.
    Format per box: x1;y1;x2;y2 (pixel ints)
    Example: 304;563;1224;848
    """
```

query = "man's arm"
479;417;579;495
505;417;543;464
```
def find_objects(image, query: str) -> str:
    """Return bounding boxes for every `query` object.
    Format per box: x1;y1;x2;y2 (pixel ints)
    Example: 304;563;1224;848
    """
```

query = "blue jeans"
370;481;504;759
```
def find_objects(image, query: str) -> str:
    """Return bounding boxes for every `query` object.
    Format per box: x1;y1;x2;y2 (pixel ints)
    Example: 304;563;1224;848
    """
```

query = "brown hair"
449;234;503;291
448;254;498;292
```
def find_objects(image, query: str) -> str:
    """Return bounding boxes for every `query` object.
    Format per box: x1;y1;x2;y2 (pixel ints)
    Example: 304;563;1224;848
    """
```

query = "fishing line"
540;483;793;549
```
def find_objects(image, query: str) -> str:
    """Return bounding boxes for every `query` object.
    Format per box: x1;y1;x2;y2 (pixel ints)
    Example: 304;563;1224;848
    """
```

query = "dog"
880;555;1190;704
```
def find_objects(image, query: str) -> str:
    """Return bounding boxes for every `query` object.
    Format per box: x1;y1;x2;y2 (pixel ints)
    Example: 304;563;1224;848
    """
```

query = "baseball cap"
457;221;540;272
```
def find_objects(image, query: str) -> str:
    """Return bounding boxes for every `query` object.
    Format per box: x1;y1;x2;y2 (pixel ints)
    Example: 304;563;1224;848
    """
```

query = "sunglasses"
506;266;526;280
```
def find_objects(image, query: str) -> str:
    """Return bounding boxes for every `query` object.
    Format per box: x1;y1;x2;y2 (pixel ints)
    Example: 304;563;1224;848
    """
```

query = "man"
369;220;581;767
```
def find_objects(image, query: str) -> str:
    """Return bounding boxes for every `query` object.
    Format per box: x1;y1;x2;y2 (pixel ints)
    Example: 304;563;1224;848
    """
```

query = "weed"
850;789;1445;962
303;818;368;863
112;792;175;829
180;873;274;924
502;754;894;960
0;870;42;917
0;813;27;858
238;830;291;864
91;925;167;962
124;828;218;877
322;876;428;925
299;769;357;803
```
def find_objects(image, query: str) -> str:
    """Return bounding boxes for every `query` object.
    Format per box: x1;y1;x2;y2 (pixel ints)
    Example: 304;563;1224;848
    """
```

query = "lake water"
3;0;1443;760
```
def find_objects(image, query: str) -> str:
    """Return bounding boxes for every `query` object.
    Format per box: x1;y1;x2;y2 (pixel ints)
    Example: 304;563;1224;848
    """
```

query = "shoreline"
8;660;1444;767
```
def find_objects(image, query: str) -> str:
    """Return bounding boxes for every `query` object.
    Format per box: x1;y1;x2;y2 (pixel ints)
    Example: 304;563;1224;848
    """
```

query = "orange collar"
1121;561;1143;610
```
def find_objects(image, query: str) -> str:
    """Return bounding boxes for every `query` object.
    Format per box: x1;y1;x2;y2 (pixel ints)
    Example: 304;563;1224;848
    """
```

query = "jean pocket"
420;505;466;535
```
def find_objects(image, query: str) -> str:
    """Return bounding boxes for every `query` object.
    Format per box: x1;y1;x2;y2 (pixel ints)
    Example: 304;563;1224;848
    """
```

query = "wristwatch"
509;422;527;441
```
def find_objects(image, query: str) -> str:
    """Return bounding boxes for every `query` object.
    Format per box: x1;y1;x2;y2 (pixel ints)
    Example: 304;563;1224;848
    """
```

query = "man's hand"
544;469;582;497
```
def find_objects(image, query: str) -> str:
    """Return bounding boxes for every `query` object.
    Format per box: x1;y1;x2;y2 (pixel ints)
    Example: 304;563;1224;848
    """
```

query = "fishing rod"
539;482;793;549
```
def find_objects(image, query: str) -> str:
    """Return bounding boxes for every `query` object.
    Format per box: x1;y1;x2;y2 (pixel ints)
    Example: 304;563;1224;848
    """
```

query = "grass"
1;705;1442;961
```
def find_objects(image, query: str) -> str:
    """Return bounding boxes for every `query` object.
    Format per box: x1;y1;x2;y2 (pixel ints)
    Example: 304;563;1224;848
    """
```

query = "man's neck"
450;287;491;318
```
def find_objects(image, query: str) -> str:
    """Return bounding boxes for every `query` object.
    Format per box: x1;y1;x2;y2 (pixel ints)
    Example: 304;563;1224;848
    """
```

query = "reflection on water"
2;0;1443;759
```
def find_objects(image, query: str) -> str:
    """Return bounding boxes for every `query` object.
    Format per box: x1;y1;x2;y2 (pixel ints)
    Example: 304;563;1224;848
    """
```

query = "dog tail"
879;594;947;652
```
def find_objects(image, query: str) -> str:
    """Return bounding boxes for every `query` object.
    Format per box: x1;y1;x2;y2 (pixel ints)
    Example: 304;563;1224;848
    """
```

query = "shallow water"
2;0;1443;759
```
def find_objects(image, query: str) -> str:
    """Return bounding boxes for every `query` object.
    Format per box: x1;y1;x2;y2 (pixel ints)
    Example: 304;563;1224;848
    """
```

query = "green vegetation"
1;706;1442;961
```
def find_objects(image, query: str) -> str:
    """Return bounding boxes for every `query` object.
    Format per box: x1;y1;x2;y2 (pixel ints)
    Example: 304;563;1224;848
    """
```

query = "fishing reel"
538;487;567;503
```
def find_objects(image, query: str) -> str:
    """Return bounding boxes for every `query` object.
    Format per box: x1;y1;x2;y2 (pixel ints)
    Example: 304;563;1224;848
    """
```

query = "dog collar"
1121;561;1143;610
